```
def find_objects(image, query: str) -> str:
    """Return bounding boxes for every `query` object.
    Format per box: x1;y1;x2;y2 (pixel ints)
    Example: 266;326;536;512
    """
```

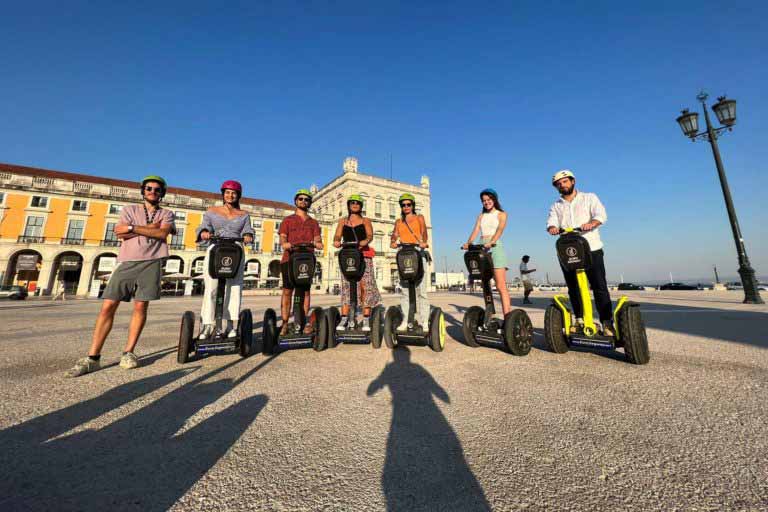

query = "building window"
175;211;187;221
375;201;382;218
72;200;88;212
389;202;396;220
24;216;45;237
30;196;48;208
375;231;384;253
171;228;185;249
66;219;85;240
275;222;281;232
252;218;262;229
253;234;261;252
109;204;122;215
105;222;118;241
0;192;5;204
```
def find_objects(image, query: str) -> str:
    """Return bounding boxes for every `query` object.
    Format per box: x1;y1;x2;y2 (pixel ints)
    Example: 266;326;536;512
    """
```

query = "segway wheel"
326;306;341;349
544;304;569;354
238;309;253;358
383;306;402;349
461;306;484;347
177;311;196;364
428;307;446;352
503;309;533;356
618;302;650;365
370;305;384;349
311;307;327;351
262;309;277;355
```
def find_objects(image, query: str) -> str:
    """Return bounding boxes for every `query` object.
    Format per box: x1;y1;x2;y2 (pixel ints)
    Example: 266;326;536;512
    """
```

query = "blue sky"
2;1;766;282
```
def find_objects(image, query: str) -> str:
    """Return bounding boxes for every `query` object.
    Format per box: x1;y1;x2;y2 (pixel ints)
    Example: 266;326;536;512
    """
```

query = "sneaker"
523;298;532;304
602;322;616;338
361;317;371;332
223;321;237;339
198;324;214;340
336;319;348;331
120;352;139;370
65;357;100;378
226;329;237;339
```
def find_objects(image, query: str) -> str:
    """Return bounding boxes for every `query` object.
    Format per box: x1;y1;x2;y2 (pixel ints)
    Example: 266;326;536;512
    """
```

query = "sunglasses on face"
349;201;362;206
400;202;413;208
144;186;162;193
296;197;311;203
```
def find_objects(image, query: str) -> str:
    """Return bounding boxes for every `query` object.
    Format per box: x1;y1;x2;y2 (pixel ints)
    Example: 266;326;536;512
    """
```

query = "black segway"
543;228;650;364
178;237;254;363
461;244;533;355
383;243;445;352
326;242;384;348
262;243;327;354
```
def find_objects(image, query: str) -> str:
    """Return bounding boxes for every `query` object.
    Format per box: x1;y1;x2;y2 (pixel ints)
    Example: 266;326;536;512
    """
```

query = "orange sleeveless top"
395;215;426;244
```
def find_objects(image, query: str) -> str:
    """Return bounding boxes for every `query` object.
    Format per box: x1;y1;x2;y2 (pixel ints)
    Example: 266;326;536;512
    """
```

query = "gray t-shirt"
195;211;254;245
519;262;534;283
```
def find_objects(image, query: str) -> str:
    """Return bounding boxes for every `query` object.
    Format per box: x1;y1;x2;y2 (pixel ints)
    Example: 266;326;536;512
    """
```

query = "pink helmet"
220;180;242;194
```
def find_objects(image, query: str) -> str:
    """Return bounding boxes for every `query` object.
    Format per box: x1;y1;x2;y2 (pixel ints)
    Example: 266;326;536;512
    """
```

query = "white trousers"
200;244;244;325
400;278;430;327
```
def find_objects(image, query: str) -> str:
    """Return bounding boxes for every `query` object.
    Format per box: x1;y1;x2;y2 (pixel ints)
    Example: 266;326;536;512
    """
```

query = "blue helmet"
480;188;498;199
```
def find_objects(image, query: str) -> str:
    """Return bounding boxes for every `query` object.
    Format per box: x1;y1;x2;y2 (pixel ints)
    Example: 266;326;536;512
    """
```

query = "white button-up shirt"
546;191;607;251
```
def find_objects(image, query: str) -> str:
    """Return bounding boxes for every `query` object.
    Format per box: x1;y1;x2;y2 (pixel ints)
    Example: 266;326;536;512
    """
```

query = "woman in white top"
462;188;512;315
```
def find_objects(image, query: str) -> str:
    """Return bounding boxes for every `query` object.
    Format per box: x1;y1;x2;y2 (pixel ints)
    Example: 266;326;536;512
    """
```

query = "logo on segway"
222;256;233;266
345;257;357;271
299;263;309;273
565;247;577;257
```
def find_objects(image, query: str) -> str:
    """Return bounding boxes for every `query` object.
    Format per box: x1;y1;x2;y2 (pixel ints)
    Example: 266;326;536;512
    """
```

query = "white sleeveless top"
480;210;500;237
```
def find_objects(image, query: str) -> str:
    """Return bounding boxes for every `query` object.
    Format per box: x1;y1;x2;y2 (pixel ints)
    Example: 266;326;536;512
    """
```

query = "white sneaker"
120;352;139;370
65;357;100;378
336;319;348;331
361;317;371;332
198;324;214;340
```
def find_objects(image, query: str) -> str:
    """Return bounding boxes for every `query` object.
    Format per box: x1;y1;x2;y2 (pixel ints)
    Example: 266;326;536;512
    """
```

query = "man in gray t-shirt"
66;175;176;377
519;255;536;304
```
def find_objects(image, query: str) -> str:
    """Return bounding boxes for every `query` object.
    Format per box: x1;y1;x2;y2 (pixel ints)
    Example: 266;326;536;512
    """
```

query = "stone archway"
50;251;85;296
5;250;43;292
89;252;118;297
267;259;281;289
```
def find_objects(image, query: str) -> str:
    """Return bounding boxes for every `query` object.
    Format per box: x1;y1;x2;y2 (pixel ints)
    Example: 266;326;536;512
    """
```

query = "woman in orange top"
390;193;431;328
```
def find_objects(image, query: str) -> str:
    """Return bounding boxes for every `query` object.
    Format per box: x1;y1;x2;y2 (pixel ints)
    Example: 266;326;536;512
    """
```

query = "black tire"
428;307;446;352
311;307;327;351
461;306;484;348
618;303;651;365
503;309;533;356
177;311;196;364
262;309;277;355
238;309;253;358
544;304;569;354
383;306;402;349
326;306;341;348
370;305;384;349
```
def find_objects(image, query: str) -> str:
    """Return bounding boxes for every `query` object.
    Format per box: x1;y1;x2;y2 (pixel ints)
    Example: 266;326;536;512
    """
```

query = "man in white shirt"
519;255;536;304
546;169;614;336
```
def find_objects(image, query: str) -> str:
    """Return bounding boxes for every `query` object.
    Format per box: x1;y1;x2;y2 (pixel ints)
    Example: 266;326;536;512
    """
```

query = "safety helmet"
141;175;167;197
220;180;243;195
294;188;313;203
398;193;416;206
347;194;364;205
480;188;498;199
552;169;575;185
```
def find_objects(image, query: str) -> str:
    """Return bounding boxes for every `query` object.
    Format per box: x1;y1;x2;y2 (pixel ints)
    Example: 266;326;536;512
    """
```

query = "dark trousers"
561;249;612;323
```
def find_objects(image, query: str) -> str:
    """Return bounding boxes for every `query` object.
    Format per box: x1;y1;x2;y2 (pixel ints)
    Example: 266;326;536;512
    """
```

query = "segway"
178;237;254;363
262;243;327;354
543;228;650;364
383;243;445;351
326;242;384;348
461;244;533;355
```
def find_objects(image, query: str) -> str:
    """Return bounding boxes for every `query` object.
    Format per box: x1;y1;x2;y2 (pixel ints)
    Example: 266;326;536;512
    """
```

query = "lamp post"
676;91;763;303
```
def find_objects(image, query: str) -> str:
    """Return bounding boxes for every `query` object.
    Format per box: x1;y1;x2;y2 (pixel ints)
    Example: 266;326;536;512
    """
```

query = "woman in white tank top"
462;188;512;315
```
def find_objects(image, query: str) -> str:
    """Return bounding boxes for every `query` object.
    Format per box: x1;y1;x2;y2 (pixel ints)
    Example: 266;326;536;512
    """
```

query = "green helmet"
141;175;167;197
398;193;416;205
294;188;313;203
347;194;364;205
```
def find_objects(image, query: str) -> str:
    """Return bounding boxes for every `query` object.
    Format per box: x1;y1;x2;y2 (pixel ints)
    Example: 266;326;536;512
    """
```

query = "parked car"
537;284;560;291
725;282;744;291
0;285;29;300
659;282;697;290
618;283;645;291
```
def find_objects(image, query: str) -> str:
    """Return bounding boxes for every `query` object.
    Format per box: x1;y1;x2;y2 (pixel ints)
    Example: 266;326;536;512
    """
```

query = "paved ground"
1;290;766;511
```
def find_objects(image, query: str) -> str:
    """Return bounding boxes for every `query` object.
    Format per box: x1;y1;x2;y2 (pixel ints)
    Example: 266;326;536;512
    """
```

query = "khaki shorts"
523;281;534;292
102;259;163;302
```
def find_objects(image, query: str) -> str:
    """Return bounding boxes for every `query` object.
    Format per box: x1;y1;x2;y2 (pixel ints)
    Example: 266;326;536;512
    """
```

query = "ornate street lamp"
676;91;763;304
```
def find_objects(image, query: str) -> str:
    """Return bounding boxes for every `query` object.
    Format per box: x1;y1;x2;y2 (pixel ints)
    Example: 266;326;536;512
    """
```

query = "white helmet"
552;169;575;185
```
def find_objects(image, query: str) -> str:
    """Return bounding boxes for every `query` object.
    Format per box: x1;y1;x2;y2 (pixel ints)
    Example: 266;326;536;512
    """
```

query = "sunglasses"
296;197;311;203
144;186;163;193
400;202;413;208
349;201;362;206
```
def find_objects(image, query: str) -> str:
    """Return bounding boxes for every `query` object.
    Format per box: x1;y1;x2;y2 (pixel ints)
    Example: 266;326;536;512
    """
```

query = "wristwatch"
128;225;134;233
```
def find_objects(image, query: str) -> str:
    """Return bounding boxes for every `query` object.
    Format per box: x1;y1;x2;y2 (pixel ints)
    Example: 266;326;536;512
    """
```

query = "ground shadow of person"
1;358;272;511
367;346;491;511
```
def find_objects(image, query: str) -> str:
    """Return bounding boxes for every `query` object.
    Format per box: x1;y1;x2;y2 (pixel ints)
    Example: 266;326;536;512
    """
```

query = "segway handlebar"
289;242;319;252
462;243;495;250
207;236;247;243
559;227;584;235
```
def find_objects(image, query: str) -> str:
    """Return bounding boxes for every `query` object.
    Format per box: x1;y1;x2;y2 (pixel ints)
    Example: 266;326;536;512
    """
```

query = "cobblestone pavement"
1;291;766;511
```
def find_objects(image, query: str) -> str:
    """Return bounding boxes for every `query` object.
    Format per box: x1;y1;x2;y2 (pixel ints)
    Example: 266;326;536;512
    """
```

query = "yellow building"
0;158;432;297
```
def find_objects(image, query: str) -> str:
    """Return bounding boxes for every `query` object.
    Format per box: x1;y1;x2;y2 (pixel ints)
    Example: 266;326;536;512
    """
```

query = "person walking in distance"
65;175;176;377
519;255;536;304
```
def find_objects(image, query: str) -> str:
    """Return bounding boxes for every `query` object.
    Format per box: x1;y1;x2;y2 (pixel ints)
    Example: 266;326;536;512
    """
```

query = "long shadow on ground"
451;293;768;349
367;346;491;512
0;355;277;511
